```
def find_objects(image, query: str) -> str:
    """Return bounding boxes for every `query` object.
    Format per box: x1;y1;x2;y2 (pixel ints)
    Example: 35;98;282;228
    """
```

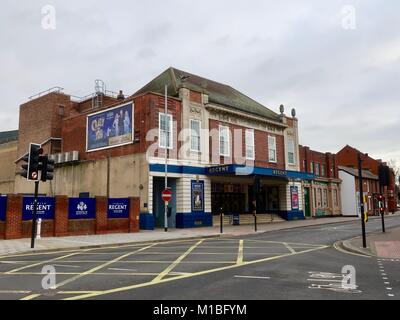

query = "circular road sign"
162;189;172;203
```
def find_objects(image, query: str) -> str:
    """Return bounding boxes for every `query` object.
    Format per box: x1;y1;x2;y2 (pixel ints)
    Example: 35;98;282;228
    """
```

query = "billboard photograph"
86;103;134;152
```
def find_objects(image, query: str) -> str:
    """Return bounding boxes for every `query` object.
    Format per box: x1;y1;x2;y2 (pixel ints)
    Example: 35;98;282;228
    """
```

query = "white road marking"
108;268;137;272
234;275;271;280
53;264;81;268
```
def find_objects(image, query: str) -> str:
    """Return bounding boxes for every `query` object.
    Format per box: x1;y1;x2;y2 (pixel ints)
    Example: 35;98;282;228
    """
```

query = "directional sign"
162;189;172;203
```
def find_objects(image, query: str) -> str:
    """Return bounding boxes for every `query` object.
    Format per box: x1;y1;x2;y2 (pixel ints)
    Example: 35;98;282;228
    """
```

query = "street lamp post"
358;152;367;248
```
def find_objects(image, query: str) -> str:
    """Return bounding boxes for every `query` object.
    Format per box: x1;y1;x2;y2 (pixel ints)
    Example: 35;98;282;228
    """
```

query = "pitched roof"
0;130;18;145
134;67;281;121
338;166;379;180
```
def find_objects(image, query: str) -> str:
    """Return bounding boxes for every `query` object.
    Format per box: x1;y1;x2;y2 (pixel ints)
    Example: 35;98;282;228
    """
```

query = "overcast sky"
1;0;399;164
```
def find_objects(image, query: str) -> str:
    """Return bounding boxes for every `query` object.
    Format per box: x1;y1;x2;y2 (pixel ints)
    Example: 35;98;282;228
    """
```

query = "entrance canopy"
206;165;315;181
149;164;315;181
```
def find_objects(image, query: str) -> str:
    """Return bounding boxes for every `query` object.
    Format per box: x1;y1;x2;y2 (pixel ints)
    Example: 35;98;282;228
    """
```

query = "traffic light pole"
358;153;367;248
380;200;386;233
30;181;40;249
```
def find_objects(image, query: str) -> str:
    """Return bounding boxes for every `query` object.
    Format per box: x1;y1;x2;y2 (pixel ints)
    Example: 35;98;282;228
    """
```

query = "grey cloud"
0;0;399;163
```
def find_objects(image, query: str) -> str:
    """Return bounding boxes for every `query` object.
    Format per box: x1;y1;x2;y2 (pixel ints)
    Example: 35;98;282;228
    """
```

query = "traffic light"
40;155;55;182
20;143;43;181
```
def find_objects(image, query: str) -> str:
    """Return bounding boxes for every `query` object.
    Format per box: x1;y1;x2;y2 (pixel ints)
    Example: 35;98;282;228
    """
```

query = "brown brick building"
337;145;397;214
3;67;317;230
299;146;342;217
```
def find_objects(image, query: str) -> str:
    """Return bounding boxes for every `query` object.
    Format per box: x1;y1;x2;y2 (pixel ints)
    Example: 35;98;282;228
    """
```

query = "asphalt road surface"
0;215;399;300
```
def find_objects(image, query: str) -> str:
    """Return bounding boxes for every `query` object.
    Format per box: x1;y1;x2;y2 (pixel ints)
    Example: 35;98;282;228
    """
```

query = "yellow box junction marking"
236;240;244;265
52;243;156;289
151;240;204;283
65;243;329;300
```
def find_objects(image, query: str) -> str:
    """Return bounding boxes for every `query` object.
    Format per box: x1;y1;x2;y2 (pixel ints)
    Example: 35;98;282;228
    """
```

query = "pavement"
0;216;363;256
341;225;400;259
0;214;400;300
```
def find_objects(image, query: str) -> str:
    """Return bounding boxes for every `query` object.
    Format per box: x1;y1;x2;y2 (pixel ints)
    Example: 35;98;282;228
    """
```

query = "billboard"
0;196;6;221
108;198;130;219
22;197;55;221
191;181;205;213
291;186;299;210
87;103;134;152
68;198;96;220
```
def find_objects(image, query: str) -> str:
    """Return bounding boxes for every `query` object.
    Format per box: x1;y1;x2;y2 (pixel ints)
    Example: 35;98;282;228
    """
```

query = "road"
0;215;399;301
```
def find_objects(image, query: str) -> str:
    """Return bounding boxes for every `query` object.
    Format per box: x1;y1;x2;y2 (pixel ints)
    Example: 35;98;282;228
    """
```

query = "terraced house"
299;146;342;217
3;67;317;230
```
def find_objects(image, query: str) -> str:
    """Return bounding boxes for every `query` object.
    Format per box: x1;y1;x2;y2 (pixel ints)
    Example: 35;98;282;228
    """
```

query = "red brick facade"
337;145;397;213
208;119;286;169
299;146;339;178
0;195;140;240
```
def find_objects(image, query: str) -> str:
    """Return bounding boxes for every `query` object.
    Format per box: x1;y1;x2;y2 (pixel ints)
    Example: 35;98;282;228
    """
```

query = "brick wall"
299;145;338;178
62;93;182;162
209;119;285;169
0;222;5;239
18;92;72;158
1;195;140;239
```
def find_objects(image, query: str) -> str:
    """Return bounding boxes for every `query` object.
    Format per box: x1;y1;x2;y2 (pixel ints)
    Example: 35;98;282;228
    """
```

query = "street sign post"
162;189;172;203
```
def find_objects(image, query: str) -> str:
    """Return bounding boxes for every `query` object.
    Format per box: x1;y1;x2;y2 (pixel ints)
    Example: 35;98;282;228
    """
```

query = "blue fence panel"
22;197;55;221
0;197;6;221
68;198;96;220
108;198;130;219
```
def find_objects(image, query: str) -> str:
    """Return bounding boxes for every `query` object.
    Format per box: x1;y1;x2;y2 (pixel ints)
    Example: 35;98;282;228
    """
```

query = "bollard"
36;218;42;240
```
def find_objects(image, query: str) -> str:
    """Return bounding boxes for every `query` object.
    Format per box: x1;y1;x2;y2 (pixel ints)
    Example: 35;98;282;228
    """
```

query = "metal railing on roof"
70;90;125;103
28;87;64;100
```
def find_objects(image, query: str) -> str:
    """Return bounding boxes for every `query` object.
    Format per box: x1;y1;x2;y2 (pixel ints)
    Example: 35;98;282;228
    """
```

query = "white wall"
339;171;357;216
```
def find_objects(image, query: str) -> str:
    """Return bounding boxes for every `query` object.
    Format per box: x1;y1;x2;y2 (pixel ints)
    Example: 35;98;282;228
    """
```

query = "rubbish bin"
233;213;240;226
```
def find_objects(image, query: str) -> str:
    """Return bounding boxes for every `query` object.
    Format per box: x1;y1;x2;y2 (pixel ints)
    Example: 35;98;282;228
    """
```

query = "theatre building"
11;68;314;229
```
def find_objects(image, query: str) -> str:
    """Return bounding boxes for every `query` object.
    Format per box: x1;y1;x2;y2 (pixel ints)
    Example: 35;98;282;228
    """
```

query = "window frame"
159;113;173;150
287;138;296;165
268;135;277;163
245;129;255;160
189;119;201;153
219;125;230;157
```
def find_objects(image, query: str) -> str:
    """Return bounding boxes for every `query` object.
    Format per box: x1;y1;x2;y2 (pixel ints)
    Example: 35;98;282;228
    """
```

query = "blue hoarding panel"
108;199;130;219
0;197;6;221
68;198;96;220
22;197;55;221
87;103;133;152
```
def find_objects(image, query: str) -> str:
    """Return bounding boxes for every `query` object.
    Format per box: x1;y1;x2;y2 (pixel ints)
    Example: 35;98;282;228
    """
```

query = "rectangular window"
245;129;255;160
321;164;326;177
287;138;296;165
159;113;173;149
190;119;201;152
219;125;230;157
311;162;315;174
268;136;277;163
333;189;338;207
315;163;320;176
323;189;328;208
317;189;322;208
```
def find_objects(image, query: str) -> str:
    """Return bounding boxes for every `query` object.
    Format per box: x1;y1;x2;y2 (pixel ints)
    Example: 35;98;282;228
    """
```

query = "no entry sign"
162;189;172;203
